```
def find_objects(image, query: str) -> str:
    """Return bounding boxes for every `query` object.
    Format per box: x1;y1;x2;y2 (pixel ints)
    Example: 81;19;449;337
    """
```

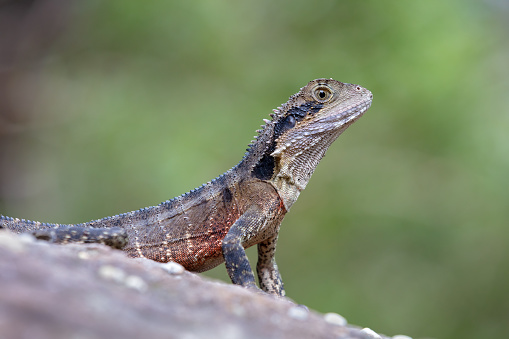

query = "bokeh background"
1;1;508;338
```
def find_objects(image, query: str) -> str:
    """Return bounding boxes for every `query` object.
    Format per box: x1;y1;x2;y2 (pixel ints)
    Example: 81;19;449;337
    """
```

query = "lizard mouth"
270;97;372;159
312;97;373;135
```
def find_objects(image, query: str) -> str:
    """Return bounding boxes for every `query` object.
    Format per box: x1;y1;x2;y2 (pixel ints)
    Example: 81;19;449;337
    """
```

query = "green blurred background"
1;1;508;338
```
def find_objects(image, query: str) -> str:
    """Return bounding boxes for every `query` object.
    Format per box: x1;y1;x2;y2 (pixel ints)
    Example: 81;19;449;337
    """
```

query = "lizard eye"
313;86;333;102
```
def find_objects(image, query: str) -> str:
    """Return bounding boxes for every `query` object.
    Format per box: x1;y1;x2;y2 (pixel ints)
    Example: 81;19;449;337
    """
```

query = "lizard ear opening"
284;115;296;129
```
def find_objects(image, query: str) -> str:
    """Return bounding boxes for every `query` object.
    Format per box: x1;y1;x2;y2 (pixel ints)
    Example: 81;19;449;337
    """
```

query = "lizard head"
249;78;372;210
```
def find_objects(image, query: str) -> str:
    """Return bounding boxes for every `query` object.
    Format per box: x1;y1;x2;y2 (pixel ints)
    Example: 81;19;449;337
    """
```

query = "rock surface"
0;230;386;339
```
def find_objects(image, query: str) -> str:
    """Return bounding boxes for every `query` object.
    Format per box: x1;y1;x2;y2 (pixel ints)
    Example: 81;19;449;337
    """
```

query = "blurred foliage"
1;1;508;338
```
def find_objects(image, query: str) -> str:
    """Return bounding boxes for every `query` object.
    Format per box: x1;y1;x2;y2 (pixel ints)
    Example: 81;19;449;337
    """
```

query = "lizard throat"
268;99;372;210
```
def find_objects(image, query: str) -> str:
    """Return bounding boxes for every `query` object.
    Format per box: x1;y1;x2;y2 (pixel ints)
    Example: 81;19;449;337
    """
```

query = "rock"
0;230;386;339
324;312;348;326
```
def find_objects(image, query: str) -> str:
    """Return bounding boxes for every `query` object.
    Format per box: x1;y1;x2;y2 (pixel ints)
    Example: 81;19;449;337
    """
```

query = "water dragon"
1;78;373;296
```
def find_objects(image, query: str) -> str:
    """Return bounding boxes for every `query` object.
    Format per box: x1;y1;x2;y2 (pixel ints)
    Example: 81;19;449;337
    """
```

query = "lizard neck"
236;118;343;211
232;107;300;211
233;100;319;211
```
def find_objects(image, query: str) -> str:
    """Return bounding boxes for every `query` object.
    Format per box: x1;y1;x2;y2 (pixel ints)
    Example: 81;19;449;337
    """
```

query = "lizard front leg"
222;206;265;291
256;234;285;296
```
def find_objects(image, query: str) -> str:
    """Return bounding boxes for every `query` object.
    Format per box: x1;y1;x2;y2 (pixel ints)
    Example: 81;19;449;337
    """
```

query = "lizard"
0;78;373;296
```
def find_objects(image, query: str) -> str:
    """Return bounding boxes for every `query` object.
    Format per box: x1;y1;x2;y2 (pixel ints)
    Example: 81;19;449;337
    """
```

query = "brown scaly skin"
1;79;373;296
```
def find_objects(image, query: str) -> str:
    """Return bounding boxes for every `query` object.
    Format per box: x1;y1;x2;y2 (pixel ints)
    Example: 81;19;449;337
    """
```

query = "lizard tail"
1;215;127;249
